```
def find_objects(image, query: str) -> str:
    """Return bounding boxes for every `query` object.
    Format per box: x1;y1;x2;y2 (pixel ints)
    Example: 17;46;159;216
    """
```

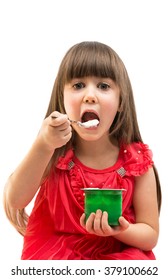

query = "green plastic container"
83;188;125;226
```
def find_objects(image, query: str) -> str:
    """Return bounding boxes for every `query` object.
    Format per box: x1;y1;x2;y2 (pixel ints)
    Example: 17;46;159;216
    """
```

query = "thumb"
118;216;129;230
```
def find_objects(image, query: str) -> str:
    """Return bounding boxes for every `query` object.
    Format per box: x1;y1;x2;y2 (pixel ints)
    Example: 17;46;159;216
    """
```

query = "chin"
80;134;102;142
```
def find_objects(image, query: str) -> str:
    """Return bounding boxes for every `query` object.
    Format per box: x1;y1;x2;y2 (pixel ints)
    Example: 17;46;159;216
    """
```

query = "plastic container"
82;188;125;226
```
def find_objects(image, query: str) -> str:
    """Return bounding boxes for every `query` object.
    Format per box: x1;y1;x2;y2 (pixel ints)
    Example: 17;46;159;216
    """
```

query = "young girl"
4;41;161;260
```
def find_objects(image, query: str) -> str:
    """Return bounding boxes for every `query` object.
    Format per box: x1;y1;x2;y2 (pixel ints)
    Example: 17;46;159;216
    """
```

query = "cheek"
64;91;72;113
104;96;120;114
102;97;120;125
64;92;79;116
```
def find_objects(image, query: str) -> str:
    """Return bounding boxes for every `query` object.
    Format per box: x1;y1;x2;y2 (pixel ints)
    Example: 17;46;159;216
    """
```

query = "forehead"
63;44;117;82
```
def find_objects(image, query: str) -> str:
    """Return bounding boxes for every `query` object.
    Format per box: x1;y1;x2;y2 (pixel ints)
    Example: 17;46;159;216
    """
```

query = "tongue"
82;112;98;122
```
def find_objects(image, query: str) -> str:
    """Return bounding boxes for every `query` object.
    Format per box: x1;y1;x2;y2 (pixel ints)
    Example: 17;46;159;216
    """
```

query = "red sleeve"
121;142;154;176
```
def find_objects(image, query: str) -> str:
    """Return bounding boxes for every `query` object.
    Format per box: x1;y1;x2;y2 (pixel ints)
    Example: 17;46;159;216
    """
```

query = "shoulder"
55;149;75;170
120;142;154;176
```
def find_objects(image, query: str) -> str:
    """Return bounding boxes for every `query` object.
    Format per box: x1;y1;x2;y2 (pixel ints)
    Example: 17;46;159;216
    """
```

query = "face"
63;76;120;141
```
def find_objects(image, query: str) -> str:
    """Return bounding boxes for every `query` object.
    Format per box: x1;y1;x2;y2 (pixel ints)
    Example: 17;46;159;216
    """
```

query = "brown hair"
4;41;161;235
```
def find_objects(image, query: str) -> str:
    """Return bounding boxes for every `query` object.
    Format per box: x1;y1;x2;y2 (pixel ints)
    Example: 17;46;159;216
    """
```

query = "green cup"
83;188;125;226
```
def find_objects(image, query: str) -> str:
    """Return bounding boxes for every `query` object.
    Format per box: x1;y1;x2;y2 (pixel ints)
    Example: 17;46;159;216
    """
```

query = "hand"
38;111;72;151
80;210;129;237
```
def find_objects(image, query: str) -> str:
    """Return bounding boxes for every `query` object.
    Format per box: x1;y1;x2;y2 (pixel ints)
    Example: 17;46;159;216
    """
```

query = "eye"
73;82;85;90
97;82;110;90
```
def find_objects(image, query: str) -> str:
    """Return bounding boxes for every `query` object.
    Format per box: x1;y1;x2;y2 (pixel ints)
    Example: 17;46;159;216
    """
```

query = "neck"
74;135;119;169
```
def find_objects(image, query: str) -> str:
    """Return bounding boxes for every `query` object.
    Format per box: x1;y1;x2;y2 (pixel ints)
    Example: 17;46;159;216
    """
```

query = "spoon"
71;119;99;128
51;116;99;128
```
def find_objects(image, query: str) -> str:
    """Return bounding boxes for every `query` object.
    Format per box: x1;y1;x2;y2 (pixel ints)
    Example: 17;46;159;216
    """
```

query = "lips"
81;111;99;123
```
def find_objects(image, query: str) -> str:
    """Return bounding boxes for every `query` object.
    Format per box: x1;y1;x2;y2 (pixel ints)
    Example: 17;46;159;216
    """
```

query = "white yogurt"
79;119;99;128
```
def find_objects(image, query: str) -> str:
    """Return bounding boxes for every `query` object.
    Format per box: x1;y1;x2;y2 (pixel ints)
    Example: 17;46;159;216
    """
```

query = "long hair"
4;41;161;235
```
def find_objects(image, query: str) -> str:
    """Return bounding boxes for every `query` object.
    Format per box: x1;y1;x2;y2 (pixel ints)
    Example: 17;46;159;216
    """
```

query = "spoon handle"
51;115;77;123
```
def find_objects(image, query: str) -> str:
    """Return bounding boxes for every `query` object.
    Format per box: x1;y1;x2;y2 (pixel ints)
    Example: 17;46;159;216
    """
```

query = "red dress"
21;142;156;260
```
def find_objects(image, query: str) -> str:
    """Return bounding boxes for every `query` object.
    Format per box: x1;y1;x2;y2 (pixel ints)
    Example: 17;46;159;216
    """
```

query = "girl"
4;41;161;260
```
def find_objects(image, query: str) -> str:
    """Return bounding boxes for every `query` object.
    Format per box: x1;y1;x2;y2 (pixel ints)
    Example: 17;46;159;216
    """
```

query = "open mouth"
81;111;100;123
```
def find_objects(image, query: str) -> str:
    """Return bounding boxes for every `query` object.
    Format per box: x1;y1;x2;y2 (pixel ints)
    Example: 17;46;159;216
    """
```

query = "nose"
83;97;96;103
83;88;98;104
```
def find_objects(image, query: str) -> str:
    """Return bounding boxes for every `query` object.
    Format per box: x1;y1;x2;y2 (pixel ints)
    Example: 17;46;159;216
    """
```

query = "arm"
4;112;72;209
115;167;159;250
80;167;159;251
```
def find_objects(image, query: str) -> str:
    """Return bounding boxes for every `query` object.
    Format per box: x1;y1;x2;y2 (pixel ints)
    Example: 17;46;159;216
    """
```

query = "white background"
0;0;167;277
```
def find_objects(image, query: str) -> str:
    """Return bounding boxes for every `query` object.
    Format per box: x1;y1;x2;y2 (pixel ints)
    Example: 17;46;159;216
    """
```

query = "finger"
118;216;129;230
93;210;104;234
50;113;69;126
101;211;114;234
105;216;129;236
62;127;72;138
85;212;96;233
62;132;72;146
80;213;86;228
59;122;72;132
50;111;63;120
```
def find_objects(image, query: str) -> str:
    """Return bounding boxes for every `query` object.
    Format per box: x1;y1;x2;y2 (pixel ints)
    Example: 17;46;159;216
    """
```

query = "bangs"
62;42;117;83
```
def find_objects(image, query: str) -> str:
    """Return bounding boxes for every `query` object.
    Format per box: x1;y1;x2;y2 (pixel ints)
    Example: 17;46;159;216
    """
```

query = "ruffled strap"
119;142;154;177
56;149;74;170
55;149;84;207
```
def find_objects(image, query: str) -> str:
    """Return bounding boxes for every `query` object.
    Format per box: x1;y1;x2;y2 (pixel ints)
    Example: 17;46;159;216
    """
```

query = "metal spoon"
51;116;99;128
